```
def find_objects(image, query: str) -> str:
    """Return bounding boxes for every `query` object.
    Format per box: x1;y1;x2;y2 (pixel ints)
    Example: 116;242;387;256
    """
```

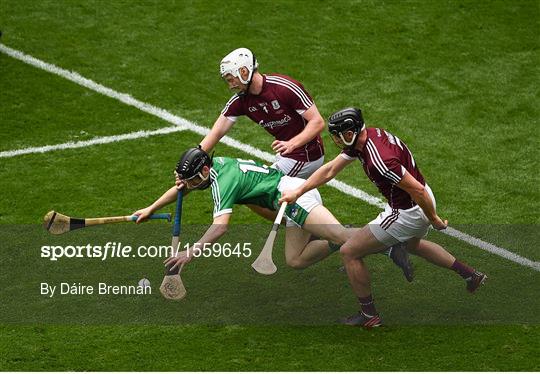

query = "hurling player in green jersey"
133;148;412;277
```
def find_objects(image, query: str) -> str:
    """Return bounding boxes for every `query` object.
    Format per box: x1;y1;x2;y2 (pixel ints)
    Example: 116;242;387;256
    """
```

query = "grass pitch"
0;0;539;371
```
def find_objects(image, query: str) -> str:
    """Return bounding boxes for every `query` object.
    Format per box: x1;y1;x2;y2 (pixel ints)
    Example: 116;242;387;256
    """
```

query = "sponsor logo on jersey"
271;100;280;110
258;114;292;129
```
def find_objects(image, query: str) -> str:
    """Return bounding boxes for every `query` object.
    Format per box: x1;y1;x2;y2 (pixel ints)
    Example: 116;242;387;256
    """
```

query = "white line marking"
0;126;186;158
445;228;540;271
1;43;538;272
0;44;194;129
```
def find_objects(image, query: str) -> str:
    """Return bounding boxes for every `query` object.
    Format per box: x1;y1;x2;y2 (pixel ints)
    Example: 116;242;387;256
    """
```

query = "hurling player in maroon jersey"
280;107;487;327
200;48;325;178
199;48;326;222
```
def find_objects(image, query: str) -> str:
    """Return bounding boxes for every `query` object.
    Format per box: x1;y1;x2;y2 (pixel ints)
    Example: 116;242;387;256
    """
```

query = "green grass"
0;0;539;371
1;325;538;371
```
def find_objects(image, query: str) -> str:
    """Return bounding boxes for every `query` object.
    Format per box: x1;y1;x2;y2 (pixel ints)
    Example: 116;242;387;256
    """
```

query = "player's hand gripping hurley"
251;202;288;275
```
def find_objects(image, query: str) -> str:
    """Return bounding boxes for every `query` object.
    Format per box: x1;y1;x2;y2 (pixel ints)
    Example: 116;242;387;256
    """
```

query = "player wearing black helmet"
327;107;365;149
280;107;486;327
174;147;213;190
133;147;357;273
132;147;413;294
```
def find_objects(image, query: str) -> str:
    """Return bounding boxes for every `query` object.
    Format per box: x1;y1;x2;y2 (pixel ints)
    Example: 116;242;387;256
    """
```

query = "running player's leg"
339;226;387;326
284;206;352;269
284;225;327;269
303;205;354;245
407;238;454;267
407;238;487;292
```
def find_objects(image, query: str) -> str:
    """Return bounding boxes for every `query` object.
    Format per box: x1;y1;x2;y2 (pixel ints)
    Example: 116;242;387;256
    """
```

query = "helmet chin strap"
195;171;212;190
236;68;253;96
198;173;212;190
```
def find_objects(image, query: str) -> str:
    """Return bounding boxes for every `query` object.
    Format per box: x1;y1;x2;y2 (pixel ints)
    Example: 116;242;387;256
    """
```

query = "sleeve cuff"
213;209;233;218
340;153;355;161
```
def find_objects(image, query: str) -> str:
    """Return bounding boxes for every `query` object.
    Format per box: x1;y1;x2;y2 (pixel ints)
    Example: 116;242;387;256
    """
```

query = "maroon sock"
358;295;378;317
451;260;475;279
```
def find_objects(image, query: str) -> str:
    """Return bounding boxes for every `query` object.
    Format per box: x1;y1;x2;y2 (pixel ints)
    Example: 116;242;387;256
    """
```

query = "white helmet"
219;48;259;85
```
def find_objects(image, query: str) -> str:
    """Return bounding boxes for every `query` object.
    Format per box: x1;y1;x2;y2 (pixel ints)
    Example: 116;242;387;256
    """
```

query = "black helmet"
175;147;213;190
328;107;365;149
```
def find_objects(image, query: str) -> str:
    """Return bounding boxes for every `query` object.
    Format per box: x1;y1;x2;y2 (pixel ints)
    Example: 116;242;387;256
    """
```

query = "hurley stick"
43;210;171;235
251;202;288;275
160;190;187;300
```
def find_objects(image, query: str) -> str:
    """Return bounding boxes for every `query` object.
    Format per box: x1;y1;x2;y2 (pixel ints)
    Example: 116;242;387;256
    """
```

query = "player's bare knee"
341;243;371;260
339;245;356;261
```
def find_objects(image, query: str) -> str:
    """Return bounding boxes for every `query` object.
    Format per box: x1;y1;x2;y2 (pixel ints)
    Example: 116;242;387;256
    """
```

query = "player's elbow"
325;163;341;180
313;116;325;133
408;185;428;203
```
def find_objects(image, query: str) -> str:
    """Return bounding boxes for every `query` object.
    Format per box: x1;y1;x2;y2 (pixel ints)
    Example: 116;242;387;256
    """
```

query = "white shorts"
277;176;322;227
368;184;436;246
272;155;324;179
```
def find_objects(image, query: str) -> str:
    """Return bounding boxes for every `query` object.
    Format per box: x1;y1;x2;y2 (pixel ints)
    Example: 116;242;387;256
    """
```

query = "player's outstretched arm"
279;154;353;204
133;185;179;223
272;104;325;155
164;213;231;270
397;172;448;230
199;114;236;153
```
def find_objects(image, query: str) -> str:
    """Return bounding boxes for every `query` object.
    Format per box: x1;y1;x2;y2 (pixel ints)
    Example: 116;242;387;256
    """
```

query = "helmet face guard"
220;48;258;95
328;107;365;150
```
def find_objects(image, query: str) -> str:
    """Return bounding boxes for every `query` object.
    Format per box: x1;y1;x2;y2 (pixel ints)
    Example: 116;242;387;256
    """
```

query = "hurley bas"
41;282;152;298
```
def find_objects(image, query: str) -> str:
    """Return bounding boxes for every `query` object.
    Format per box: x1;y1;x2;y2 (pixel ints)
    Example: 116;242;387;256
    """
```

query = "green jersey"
210;157;284;217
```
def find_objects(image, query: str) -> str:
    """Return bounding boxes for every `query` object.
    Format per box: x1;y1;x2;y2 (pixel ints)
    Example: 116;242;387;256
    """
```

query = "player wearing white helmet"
200;48;326;181
219;47;259;96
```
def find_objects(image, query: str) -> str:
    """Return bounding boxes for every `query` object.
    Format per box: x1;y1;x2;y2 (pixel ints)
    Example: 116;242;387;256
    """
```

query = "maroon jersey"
341;128;425;209
221;73;324;162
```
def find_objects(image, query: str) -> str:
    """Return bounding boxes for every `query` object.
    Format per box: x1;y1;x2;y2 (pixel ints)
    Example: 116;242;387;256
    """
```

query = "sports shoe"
389;242;414;282
340;312;383;328
466;271;487;293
